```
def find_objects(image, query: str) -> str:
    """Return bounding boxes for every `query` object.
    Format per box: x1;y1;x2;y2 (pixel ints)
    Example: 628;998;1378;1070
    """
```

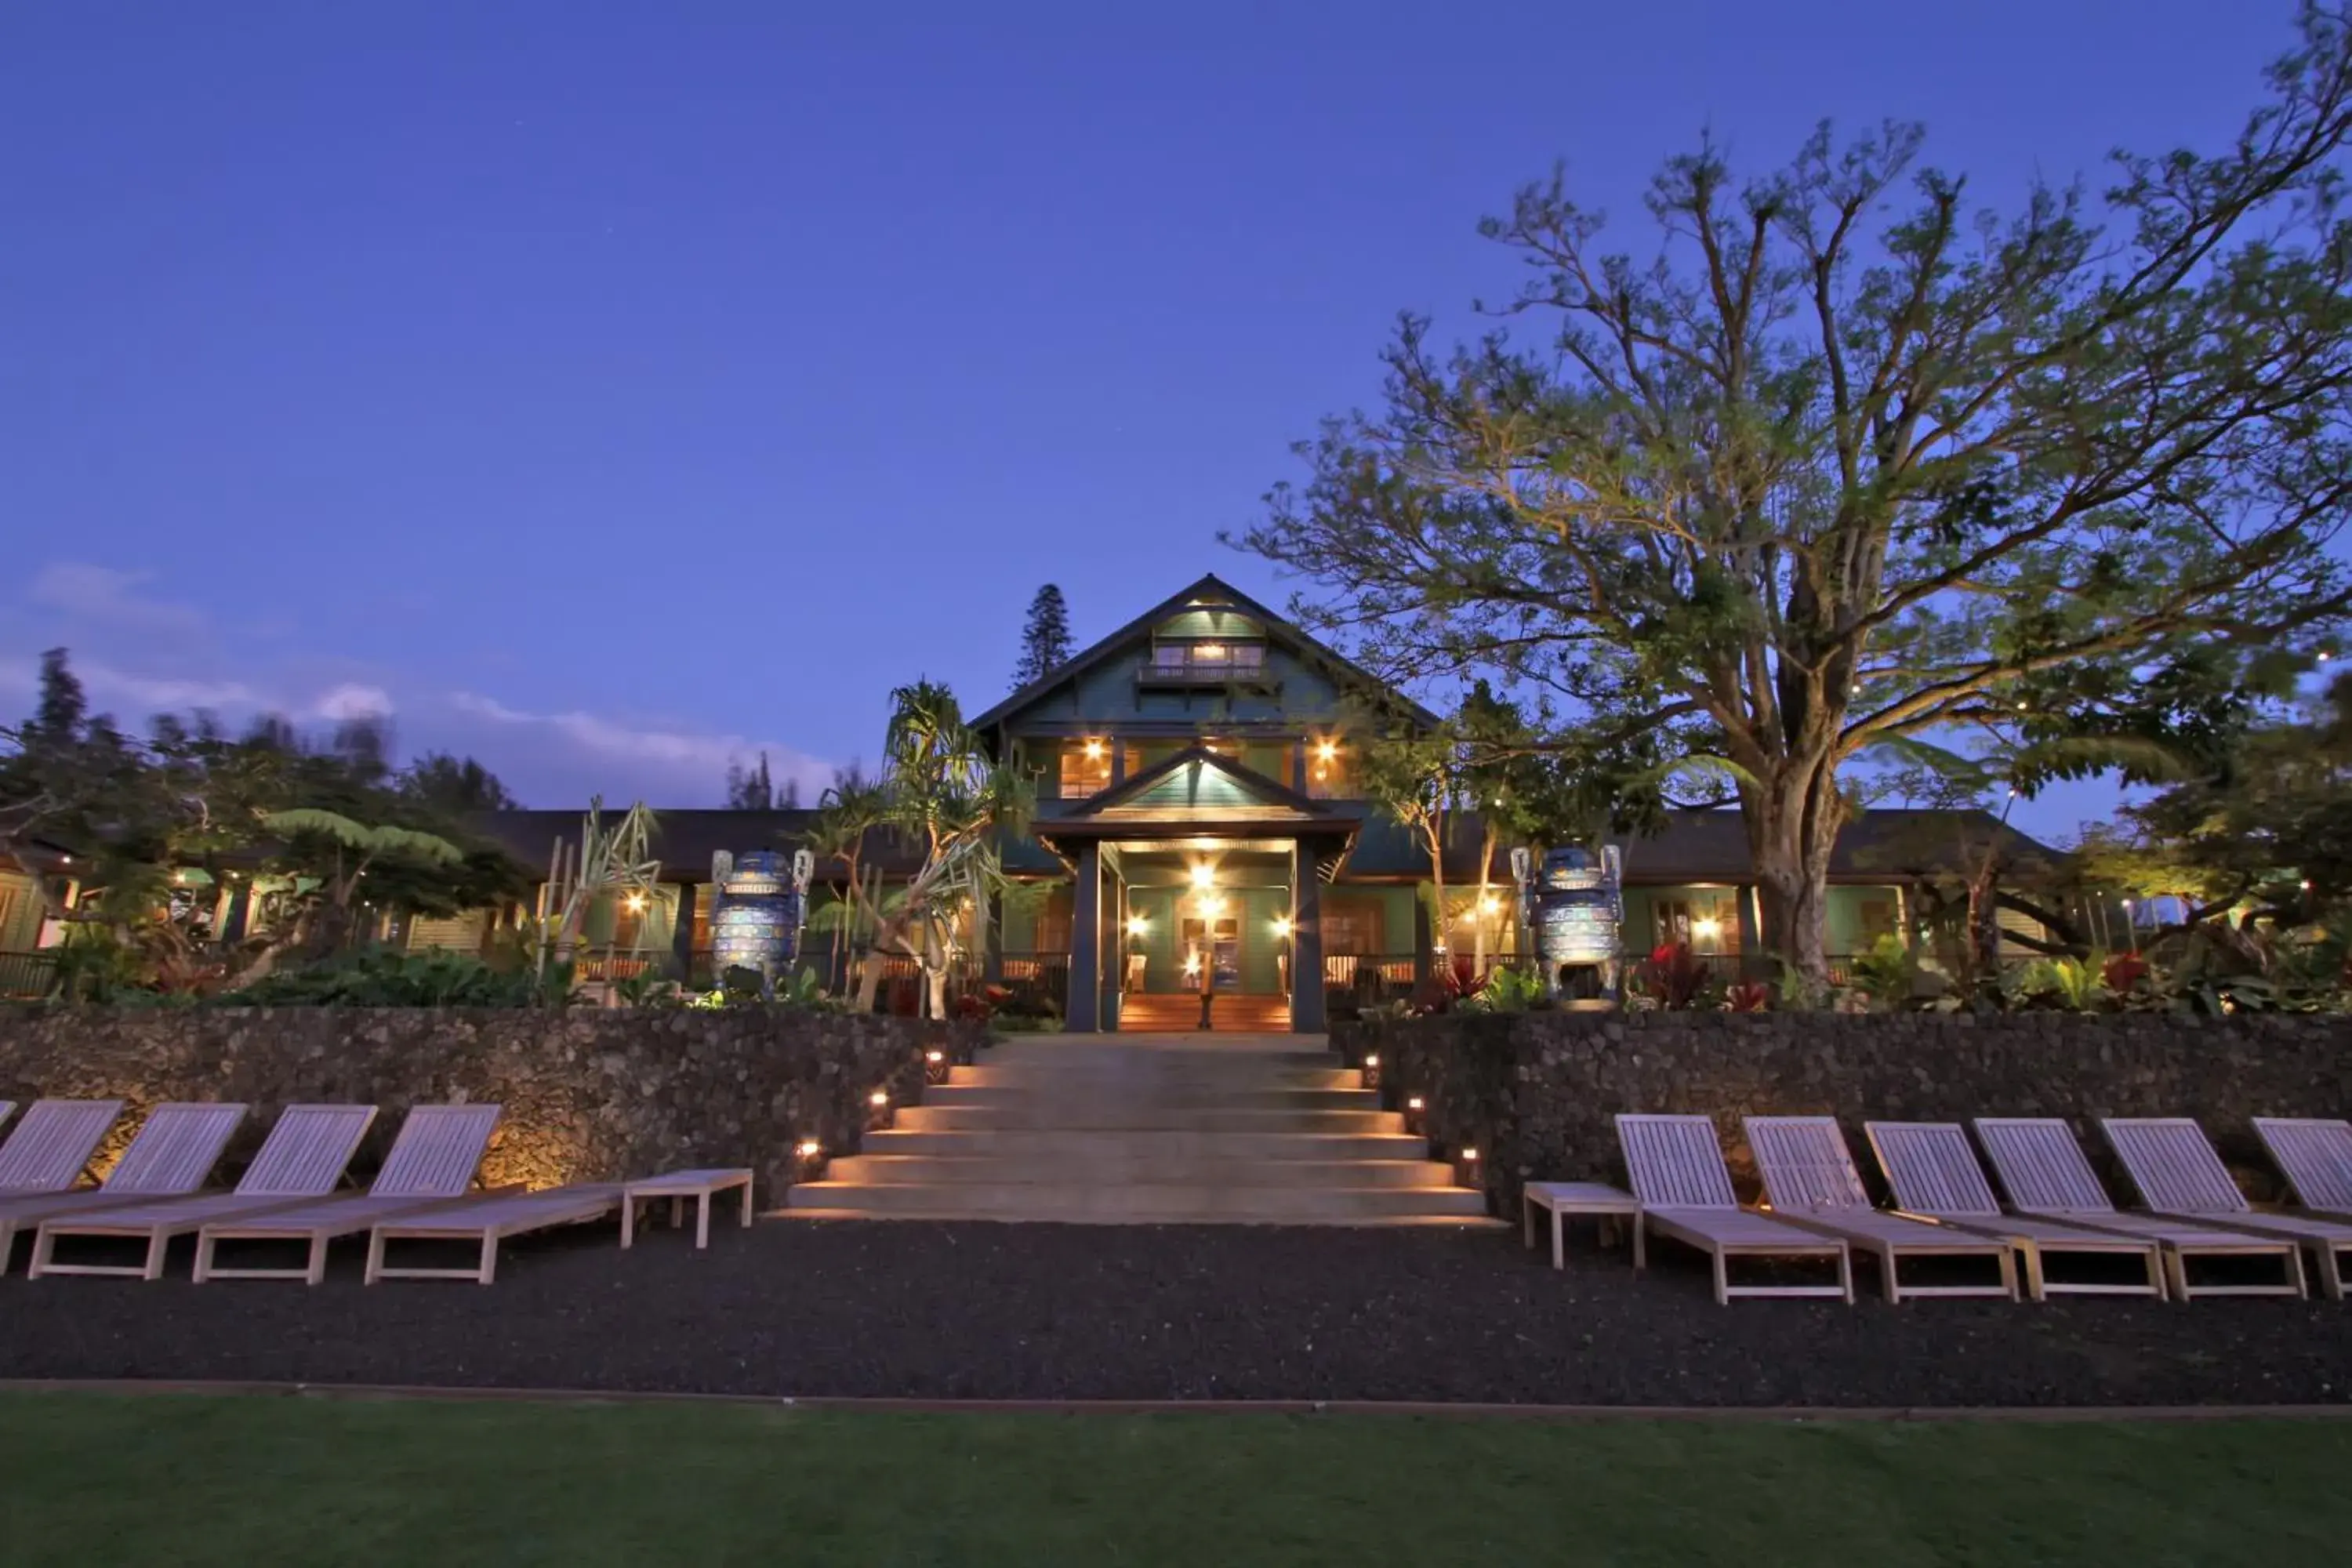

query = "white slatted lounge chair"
1863;1121;2165;1301
2100;1118;2352;1302
193;1104;504;1284
0;1103;247;1265
28;1105;378;1280
1614;1114;1853;1305
2252;1118;2352;1219
0;1099;123;1196
1972;1118;2305;1301
365;1182;624;1284
1743;1116;2016;1303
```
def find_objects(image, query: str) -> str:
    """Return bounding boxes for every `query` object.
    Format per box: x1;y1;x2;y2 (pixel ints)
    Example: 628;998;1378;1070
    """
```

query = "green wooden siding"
1156;609;1262;640
1120;760;1279;813
0;870;44;949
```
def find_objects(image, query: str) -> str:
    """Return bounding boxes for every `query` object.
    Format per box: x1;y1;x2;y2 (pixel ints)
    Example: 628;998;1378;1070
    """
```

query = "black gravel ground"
0;1219;2346;1407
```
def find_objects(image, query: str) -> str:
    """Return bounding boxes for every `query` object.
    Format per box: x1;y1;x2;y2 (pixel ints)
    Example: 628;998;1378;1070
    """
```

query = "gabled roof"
1034;742;1363;842
968;572;1443;733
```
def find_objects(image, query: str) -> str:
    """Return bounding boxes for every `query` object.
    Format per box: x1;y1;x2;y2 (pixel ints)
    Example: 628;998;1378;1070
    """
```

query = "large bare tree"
1239;7;2352;976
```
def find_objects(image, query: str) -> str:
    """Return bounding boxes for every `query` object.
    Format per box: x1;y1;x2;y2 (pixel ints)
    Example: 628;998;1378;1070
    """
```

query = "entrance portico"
1036;744;1359;1035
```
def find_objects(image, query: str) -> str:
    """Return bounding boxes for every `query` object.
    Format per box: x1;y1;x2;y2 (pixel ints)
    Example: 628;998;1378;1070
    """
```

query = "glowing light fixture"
625;893;648;913
925;1050;945;1065
172;870;187;885
1692;916;1722;940
1406;1095;1425;1111
1316;739;1338;762
794;1139;822;1160
869;1089;890;1107
1084;738;1105;758
1272;915;1292;938
1127;914;1149;937
1189;862;1215;889
1478;895;1501;917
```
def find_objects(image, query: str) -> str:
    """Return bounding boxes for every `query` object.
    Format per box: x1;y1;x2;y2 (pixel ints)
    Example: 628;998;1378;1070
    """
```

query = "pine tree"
727;752;776;810
1014;584;1073;687
26;648;87;749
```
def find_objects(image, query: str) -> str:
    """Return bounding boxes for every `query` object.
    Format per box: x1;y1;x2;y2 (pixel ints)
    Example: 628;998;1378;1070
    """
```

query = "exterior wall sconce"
1272;915;1292;938
1126;915;1149;938
1084;738;1105;759
1361;1051;1381;1091
1189;862;1215;890
924;1047;951;1086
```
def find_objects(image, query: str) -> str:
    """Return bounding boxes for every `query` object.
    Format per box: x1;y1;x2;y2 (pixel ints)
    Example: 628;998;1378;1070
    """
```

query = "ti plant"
537;796;664;983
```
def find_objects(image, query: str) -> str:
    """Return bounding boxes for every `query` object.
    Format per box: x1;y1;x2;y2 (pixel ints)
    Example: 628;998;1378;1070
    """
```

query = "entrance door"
1180;916;1241;991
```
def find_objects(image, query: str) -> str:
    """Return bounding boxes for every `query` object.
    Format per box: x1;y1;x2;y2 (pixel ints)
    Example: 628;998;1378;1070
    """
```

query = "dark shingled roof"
472;804;2056;888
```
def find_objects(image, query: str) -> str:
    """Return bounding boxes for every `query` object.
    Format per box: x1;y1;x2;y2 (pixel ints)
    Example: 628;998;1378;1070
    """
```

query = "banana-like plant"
535;797;663;982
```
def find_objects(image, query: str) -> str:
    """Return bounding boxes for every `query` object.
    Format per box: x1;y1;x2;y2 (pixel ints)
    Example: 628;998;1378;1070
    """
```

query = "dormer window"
1144;640;1267;682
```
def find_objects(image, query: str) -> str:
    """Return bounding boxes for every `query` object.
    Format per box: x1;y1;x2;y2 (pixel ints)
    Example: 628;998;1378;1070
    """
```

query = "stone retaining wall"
0;1007;984;1203
1334;1011;2352;1217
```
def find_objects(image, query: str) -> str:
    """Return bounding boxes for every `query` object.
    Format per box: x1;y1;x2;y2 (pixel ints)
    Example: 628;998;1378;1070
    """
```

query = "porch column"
1069;841;1102;1033
670;881;699;981
1100;869;1123;1033
1290;841;1327;1035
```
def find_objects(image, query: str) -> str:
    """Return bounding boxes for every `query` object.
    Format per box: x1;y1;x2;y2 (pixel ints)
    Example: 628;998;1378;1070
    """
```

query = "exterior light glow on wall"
1477;895;1500;917
1200;894;1226;917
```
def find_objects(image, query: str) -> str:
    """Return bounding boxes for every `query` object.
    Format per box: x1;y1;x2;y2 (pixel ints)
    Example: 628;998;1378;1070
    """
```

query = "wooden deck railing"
0;950;58;999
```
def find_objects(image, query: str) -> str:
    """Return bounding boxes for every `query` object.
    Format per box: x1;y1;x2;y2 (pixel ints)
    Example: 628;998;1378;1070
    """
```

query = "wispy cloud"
27;562;210;637
450;691;832;800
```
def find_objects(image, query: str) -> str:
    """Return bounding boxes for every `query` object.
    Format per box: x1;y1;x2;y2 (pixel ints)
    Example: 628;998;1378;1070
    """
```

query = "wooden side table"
1522;1181;1645;1270
622;1168;755;1250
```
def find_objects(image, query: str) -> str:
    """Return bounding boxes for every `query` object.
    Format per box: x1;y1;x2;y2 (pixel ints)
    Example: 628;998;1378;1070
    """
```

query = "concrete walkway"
787;1033;1492;1224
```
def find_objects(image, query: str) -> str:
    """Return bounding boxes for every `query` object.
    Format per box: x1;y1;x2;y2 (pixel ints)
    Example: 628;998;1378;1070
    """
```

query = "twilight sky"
0;2;2296;837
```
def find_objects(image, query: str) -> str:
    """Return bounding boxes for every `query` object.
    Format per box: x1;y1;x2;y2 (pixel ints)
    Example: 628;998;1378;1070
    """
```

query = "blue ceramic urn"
710;850;808;986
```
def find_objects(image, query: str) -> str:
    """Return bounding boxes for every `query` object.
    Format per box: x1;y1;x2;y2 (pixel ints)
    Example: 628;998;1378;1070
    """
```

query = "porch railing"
0;950;58;999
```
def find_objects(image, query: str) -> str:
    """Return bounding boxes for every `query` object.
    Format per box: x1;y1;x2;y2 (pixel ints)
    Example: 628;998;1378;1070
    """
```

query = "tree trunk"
1423;812;1449;958
1744;762;1842;983
1471;827;1495;980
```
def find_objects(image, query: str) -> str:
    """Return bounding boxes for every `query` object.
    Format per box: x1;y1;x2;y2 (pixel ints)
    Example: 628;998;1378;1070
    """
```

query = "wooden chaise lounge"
365;1182;625;1284
193;1104;505;1284
0;1099;123;1198
28;1105;378;1280
1972;1119;2305;1301
2252;1117;2352;1221
2100;1118;2352;1302
1614;1114;1854;1305
0;1103;247;1266
1863;1121;2165;1300
1743;1116;2016;1302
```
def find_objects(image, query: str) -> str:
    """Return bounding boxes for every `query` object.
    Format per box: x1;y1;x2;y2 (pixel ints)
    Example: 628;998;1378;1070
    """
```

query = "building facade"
446;575;2058;1031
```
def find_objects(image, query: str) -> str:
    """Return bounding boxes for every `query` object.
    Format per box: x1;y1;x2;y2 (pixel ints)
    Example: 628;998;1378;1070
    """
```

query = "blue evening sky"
0;2;2296;839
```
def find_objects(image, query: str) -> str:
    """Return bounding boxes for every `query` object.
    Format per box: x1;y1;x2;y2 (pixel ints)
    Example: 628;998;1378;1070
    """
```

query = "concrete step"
781;1208;1500;1229
861;1128;1432;1161
920;1083;1381;1112
949;1064;1359;1091
823;1155;1457;1189
782;1181;1490;1221
892;1105;1404;1134
982;1040;1334;1067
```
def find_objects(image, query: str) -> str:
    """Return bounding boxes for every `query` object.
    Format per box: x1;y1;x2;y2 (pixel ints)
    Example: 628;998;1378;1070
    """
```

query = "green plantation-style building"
407;574;2056;1033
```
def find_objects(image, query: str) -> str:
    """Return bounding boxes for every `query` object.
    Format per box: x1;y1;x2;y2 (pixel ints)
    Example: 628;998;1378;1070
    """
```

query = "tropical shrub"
227;948;561;1007
1467;964;1545;1014
1724;981;1771;1013
1632;942;1717;1011
1849;934;1921;1010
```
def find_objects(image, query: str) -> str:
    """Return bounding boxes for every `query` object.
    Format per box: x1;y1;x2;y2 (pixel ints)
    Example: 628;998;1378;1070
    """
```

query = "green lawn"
2;1392;2343;1566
